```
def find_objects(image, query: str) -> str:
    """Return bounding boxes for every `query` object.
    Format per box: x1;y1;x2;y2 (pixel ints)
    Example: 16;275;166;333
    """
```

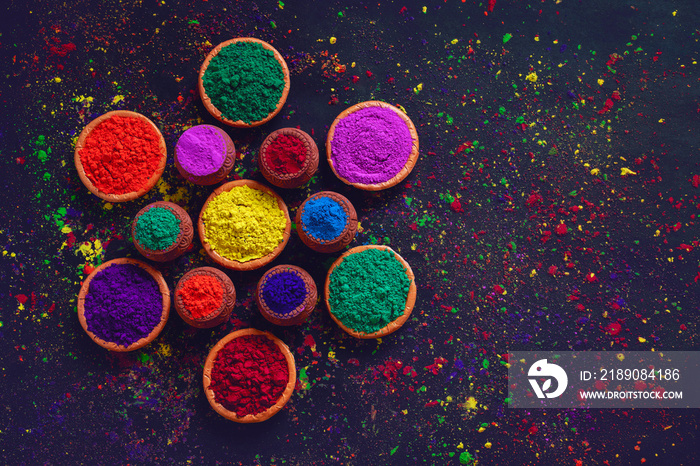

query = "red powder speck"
79;115;163;195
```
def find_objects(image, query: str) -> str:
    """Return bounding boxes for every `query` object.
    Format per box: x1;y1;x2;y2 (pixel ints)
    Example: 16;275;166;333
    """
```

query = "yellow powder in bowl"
202;185;286;262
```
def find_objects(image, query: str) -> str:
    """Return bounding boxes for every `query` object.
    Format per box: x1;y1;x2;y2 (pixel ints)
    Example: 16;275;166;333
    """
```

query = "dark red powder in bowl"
263;134;306;174
79;115;164;195
209;334;289;417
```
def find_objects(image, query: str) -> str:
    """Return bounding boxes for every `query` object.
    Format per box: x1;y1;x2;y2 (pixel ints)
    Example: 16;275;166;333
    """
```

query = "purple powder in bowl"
330;106;412;184
175;125;226;177
83;263;164;347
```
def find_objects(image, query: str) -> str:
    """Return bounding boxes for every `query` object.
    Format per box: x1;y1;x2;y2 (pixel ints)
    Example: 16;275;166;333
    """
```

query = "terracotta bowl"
256;264;317;326
74;110;167;202
324;245;416;339
174;125;236;185
198;179;291;271
131;201;194;262
295;191;358;253
203;328;296;423
258;128;319;189
198;37;290;128
326;101;419;191
77;258;170;351
174;267;236;328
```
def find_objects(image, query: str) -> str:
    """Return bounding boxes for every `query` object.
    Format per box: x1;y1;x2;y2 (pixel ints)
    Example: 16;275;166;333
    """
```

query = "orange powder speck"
177;275;224;320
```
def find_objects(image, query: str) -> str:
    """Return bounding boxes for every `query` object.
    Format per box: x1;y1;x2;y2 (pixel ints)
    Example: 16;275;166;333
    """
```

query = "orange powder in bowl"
177;274;224;320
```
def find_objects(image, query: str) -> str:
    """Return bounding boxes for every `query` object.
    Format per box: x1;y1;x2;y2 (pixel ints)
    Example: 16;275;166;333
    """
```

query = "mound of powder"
330;106;412;184
201;185;287;262
175;126;226;176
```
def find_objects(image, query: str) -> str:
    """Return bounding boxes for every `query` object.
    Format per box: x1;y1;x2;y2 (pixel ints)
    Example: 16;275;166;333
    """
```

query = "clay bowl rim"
325;100;419;191
174;266;236;325
324;245;416;339
131;201;193;257
295;190;357;247
198;37;291;128
202;328;296;423
74;110;167;202
257;264;317;321
198;179;292;271
77;258;171;352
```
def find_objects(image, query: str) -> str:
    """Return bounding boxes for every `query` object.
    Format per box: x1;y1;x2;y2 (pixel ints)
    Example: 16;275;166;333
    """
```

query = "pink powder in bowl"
175;125;226;177
330;106;412;185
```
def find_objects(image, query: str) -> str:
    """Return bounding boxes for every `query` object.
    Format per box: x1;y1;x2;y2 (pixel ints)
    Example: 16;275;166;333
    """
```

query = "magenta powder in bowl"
329;106;413;185
174;125;236;185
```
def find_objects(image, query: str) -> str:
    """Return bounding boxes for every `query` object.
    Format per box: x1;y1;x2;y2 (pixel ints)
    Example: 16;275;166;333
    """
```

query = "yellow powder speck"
158;343;172;357
639;336;647;343
451;38;458;44
330;37;336;44
485;442;492;449
616;353;625;361
202;185;286;262
598;79;604;86
463;396;477;409
526;72;538;82
621;167;637;176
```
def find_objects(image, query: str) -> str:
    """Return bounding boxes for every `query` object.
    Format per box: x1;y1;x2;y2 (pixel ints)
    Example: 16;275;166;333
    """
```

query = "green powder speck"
328;248;410;334
135;206;181;251
202;41;285;124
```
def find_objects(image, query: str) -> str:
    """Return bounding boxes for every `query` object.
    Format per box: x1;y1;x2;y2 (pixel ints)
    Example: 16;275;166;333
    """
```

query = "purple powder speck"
175;125;226;176
330;106;412;184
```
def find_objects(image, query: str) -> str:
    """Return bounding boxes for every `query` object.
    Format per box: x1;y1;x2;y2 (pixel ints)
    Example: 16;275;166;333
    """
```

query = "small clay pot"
174;125;236;185
295;191;358;253
198;179;292;271
77;258;170;351
203;328;296;423
131;201;194;262
324;245;416;339
199;38;290;128
258;128;319;189
326;101;419;191
256;265;317;326
174;267;236;328
74;110;167;202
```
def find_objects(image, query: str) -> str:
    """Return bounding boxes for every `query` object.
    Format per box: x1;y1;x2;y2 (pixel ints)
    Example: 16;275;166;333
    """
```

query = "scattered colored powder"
177;275;223;320
201;185;286;262
83;263;163;346
175;125;226;176
79;115;163;194
328;248;410;333
202;41;285;124
134;206;181;251
330;106;412;184
261;271;307;315
209;334;289;417
301;197;347;241
264;134;306;174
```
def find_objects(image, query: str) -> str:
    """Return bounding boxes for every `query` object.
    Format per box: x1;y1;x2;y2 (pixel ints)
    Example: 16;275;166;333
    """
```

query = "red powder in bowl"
264;134;306;174
79;115;163;195
209;334;289;417
177;275;223;320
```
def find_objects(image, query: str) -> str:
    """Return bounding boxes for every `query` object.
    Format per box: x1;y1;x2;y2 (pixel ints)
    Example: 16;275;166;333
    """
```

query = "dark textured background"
1;0;698;464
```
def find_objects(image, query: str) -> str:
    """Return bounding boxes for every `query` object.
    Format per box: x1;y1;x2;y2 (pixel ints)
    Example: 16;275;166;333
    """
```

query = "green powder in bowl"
199;38;289;127
325;246;415;338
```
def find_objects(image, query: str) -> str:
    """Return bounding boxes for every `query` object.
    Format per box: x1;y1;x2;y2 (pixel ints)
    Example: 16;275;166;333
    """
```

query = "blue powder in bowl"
301;197;347;241
261;271;307;315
